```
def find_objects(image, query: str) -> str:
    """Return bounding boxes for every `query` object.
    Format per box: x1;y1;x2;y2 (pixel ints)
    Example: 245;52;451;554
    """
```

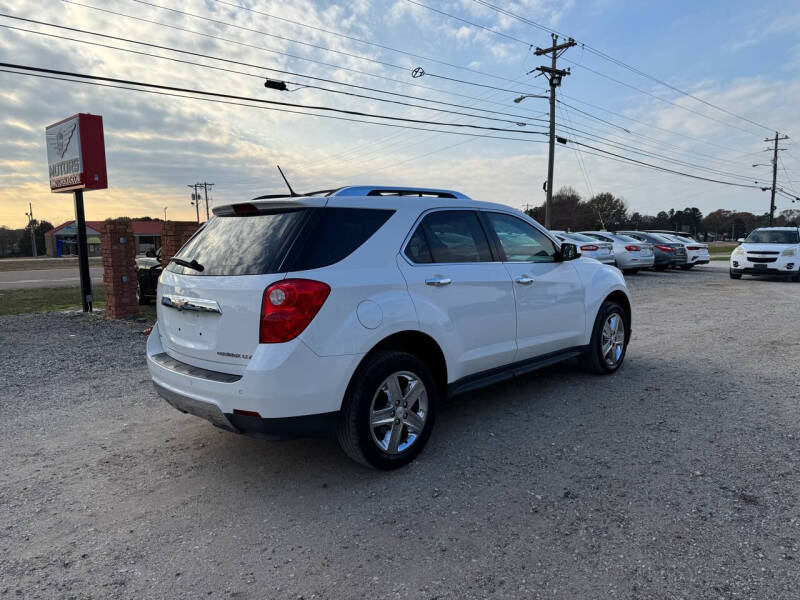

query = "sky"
1;0;800;228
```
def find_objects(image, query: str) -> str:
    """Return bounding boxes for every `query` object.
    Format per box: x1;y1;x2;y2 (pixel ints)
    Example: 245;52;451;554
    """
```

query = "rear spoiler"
213;197;327;217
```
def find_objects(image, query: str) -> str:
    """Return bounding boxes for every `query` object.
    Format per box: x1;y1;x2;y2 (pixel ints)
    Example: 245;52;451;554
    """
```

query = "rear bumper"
154;380;338;438
616;254;655;269
147;322;363;421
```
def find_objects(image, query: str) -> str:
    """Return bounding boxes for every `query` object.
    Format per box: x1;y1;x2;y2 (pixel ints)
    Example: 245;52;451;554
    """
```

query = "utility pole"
766;132;789;225
187;183;200;223
533;34;576;229
25;202;38;257
200;182;214;221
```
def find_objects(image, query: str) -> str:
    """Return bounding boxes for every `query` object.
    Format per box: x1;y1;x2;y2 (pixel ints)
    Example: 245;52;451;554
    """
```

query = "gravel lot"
1;266;799;599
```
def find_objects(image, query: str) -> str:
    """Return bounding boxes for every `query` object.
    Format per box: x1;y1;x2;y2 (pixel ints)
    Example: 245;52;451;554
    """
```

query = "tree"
777;209;800;226
0;226;22;257
587;193;628;230
18;220;53;257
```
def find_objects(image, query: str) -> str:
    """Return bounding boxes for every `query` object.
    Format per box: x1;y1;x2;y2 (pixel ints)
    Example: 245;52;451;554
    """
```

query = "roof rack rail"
331;186;470;199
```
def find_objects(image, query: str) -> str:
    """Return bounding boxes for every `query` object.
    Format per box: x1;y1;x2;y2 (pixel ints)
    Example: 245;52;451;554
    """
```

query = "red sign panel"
45;113;108;193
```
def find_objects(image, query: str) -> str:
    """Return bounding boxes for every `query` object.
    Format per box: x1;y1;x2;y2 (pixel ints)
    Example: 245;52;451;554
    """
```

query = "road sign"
45;113;107;193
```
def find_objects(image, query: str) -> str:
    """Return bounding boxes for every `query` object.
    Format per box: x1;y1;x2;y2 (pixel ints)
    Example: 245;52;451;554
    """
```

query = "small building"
45;220;163;257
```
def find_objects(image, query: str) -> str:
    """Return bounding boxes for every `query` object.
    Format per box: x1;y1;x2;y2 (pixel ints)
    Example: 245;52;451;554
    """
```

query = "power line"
469;0;780;134
69;0;537;96
555;99;765;171
5;20;770;190
558;94;758;155
566;140;763;189
559;126;770;184
210;0;534;88
3;66;767;197
0;61;550;136
559;103;593;198
562;59;763;137
1;23;546;129
0;65;548;144
409;1;776;143
0;15;549;124
50;2;536;110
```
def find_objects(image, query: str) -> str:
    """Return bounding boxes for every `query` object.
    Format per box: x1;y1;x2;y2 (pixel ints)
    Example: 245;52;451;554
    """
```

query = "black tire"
338;350;437;470
580;301;629;375
622;268;639;275
791;270;800;282
729;271;742;280
136;280;150;305
680;264;695;270
653;264;667;271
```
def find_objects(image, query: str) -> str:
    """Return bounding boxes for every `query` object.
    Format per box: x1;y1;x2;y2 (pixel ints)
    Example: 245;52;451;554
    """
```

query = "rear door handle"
514;276;534;285
425;277;452;286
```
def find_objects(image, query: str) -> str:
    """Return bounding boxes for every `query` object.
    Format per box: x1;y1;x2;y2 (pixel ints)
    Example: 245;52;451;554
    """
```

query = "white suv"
146;186;632;469
730;227;800;281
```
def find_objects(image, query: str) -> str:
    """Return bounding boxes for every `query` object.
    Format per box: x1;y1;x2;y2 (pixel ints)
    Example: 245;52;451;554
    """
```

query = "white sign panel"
46;116;83;190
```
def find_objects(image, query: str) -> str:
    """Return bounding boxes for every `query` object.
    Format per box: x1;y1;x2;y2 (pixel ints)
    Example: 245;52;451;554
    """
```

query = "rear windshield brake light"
232;203;259;216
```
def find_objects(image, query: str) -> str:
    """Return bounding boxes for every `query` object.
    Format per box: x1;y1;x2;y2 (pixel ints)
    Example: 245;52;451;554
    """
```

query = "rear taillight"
580;244;599;251
625;245;641;252
687;246;702;250
260;279;331;343
654;245;674;252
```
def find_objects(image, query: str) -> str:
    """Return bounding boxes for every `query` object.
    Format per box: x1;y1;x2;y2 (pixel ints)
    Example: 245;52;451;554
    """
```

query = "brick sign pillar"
161;221;201;268
101;219;138;319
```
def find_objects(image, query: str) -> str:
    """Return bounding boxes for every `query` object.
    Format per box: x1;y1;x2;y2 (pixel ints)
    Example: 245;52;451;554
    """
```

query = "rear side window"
411;210;492;263
168;210;309;276
283;208;394;271
404;227;433;263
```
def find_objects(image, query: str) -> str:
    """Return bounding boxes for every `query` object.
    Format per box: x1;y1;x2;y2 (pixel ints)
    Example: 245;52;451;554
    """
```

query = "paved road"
2;265;800;599
0;266;105;290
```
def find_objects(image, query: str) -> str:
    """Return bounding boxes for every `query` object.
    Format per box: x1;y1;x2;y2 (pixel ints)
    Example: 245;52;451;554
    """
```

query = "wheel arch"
346;330;448;401
604;289;632;331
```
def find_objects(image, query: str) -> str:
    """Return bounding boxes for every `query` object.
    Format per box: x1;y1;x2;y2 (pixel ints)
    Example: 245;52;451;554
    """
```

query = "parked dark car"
615;231;687;270
135;248;162;305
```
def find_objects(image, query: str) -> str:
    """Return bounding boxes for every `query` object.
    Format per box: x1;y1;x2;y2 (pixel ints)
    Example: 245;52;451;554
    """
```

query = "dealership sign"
45;113;108;193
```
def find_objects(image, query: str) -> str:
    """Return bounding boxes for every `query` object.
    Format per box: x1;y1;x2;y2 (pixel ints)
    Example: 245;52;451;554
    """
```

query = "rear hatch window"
166;207;394;276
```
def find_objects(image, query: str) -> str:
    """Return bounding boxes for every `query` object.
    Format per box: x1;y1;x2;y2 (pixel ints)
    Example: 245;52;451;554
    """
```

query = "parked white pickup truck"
730;227;800;281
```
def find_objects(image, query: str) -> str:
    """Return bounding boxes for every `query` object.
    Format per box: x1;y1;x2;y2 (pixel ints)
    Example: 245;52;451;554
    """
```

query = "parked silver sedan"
580;231;655;274
655;233;710;270
550;231;616;265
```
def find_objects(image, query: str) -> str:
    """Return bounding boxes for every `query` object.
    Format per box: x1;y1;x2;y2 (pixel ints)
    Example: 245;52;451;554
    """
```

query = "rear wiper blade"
171;257;205;272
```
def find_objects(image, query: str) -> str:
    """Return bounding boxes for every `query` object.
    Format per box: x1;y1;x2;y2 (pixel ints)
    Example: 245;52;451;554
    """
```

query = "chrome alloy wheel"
601;312;626;367
369;371;428;454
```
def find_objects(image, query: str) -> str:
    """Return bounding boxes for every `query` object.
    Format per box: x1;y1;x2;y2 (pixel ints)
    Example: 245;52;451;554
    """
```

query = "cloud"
0;0;798;231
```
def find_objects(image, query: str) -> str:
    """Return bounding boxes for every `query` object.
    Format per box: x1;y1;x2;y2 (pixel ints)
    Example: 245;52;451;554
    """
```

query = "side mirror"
737;238;745;243
145;248;156;257
559;242;580;261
